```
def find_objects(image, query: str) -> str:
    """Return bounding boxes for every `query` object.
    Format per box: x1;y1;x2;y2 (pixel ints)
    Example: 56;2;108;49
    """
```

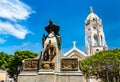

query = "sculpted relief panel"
23;59;38;71
61;58;78;71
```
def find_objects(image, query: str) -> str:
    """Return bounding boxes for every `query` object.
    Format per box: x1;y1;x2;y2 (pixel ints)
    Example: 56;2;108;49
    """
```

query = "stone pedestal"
38;70;54;82
18;51;86;82
18;54;86;82
18;71;37;82
18;71;86;82
55;71;86;82
37;71;86;82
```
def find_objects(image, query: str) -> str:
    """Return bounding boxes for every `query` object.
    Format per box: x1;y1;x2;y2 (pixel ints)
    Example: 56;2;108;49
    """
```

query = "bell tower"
85;7;108;55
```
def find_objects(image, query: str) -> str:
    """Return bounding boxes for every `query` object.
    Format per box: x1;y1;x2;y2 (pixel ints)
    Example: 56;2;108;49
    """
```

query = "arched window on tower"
94;34;98;46
93;26;97;30
88;36;91;45
101;35;103;45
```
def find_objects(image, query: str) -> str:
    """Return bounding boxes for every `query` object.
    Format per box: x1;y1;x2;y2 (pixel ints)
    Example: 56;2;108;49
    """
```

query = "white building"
0;69;14;82
85;7;107;55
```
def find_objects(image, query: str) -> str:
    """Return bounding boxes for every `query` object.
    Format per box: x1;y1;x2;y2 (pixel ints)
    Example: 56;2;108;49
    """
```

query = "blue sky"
0;0;120;54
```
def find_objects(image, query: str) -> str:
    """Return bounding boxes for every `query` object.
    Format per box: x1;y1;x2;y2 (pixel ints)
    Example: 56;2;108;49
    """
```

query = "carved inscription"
61;58;78;71
23;59;38;70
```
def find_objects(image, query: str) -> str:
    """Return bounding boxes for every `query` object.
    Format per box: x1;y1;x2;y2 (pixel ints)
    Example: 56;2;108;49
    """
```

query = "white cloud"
0;0;33;21
0;0;34;41
0;38;6;44
0;21;29;39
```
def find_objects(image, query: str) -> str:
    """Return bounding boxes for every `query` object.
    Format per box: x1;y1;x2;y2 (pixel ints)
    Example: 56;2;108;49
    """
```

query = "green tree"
0;52;10;69
81;49;120;82
7;50;38;82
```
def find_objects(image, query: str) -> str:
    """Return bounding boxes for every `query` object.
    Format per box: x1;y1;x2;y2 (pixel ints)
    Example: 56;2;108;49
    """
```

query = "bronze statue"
56;34;62;50
42;34;46;48
45;19;60;35
43;40;56;61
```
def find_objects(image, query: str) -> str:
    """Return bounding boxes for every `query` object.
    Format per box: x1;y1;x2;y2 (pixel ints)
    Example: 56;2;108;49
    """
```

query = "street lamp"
88;64;93;82
103;65;110;82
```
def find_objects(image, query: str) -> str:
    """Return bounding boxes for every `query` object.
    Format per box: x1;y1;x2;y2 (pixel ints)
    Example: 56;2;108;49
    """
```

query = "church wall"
0;70;7;82
91;46;104;55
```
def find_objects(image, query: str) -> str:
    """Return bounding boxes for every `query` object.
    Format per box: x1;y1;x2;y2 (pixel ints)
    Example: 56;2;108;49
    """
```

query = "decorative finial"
90;6;94;13
49;18;53;24
73;41;76;48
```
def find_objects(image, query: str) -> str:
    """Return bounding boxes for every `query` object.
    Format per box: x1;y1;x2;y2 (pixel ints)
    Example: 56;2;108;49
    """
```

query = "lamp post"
88;64;92;82
106;68;109;82
103;65;110;82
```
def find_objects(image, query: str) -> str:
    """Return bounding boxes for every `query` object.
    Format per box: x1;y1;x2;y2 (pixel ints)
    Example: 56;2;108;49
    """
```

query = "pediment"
64;48;87;60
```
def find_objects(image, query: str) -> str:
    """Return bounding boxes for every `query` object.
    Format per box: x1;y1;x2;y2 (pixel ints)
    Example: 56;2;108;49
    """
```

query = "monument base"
18;71;37;82
55;71;85;82
18;71;86;82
